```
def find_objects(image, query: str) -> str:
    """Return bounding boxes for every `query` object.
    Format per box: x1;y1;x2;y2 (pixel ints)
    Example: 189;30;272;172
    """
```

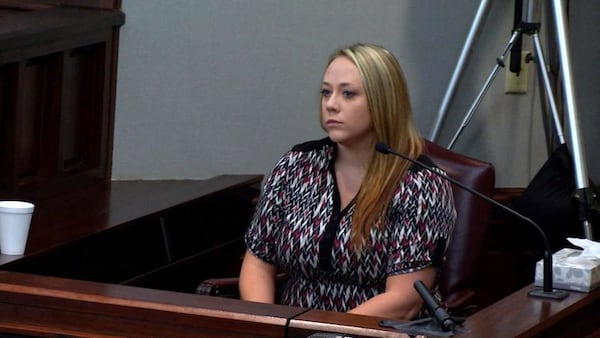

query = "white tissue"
566;237;600;259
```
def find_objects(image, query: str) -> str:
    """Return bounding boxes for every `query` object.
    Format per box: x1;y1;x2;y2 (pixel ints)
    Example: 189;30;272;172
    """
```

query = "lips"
325;119;342;127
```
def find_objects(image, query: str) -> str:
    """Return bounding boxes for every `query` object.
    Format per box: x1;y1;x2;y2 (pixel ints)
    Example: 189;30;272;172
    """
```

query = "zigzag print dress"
245;137;456;312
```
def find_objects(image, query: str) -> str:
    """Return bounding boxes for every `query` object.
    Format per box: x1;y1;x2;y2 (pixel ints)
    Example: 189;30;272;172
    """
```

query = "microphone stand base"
380;317;465;337
528;287;570;300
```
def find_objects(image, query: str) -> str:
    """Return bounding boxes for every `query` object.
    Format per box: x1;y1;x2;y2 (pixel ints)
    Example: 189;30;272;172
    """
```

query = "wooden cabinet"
0;1;124;199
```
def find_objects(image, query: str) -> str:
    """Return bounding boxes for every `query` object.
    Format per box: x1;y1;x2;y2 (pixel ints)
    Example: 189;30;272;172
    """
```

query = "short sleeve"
244;152;292;264
386;168;456;275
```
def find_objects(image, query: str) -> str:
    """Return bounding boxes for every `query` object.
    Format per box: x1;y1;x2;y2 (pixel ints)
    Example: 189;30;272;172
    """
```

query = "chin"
326;132;347;144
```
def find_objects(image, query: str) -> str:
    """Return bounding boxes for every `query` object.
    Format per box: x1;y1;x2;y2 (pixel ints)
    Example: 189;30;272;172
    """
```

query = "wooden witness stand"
0;175;596;337
0;266;597;337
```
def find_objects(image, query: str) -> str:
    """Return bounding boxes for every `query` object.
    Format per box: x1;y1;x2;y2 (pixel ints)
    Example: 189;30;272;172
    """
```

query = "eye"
320;88;331;97
342;90;355;98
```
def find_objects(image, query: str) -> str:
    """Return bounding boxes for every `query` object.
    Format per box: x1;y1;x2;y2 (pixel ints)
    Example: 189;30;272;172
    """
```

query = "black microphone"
380;279;465;335
375;142;569;300
414;280;455;331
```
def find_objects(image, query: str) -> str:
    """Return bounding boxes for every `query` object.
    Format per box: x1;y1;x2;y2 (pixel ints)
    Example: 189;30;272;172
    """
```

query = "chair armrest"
196;273;288;300
441;288;477;317
196;277;241;298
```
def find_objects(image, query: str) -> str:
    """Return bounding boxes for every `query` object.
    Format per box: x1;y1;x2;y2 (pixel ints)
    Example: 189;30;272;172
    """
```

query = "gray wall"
113;0;598;188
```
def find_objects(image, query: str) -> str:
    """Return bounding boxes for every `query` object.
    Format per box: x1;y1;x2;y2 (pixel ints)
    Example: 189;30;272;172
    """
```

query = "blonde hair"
325;43;423;251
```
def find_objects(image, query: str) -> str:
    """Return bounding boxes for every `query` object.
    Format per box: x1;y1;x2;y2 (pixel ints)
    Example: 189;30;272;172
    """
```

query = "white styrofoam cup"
0;201;35;255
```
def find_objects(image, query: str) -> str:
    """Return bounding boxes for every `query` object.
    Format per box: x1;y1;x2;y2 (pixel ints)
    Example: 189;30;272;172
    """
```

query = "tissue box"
534;248;600;292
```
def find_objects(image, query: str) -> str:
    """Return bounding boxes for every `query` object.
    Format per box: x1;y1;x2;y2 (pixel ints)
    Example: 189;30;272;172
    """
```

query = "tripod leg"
448;30;522;149
430;0;493;143
531;33;566;145
551;0;595;239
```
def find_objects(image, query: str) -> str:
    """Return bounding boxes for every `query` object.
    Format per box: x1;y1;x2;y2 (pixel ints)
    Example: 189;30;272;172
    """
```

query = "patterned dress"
245;137;456;312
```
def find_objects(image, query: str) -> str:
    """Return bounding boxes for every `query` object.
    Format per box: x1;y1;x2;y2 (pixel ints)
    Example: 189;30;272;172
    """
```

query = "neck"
335;139;374;168
333;138;374;210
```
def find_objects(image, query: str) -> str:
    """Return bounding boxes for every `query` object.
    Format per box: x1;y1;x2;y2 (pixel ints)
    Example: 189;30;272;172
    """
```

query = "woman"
239;43;456;320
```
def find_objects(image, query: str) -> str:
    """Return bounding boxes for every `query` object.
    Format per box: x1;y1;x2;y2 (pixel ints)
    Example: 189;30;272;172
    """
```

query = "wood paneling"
0;3;124;199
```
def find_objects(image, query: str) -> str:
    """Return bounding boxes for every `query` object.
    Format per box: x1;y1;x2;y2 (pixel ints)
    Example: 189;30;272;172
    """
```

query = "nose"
323;92;339;113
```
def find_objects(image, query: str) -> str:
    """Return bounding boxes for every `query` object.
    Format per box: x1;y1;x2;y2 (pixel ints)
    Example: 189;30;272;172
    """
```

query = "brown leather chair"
423;140;495;314
196;140;495;315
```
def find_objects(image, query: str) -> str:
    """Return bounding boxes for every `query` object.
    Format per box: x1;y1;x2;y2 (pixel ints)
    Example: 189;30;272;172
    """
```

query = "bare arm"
239;250;277;303
347;266;436;320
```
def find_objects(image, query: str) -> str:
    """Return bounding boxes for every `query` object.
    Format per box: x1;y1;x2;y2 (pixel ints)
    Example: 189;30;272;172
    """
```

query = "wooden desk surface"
0;271;305;338
0;270;597;338
456;284;600;338
288;310;409;338
0;175;262;266
287;284;600;338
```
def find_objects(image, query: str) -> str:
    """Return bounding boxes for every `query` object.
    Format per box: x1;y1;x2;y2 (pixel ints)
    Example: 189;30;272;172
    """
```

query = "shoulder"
407;154;437;173
270;137;333;173
403;154;451;192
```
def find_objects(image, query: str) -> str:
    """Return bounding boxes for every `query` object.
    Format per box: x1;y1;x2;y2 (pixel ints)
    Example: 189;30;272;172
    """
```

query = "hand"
348;266;436;320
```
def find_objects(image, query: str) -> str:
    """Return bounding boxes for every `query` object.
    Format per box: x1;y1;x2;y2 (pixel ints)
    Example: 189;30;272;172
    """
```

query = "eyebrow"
321;81;354;87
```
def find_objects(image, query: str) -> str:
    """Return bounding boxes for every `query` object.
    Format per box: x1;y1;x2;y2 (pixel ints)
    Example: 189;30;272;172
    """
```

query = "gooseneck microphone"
375;142;569;300
380;279;464;336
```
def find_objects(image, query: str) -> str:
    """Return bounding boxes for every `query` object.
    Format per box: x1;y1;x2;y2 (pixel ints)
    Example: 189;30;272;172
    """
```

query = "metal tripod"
429;0;595;239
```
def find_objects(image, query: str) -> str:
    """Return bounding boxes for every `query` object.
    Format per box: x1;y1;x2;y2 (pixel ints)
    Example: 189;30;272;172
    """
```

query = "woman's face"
320;56;375;148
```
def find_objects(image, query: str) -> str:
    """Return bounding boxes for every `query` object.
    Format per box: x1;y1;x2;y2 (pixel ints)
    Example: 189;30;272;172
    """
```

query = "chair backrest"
423;140;495;312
